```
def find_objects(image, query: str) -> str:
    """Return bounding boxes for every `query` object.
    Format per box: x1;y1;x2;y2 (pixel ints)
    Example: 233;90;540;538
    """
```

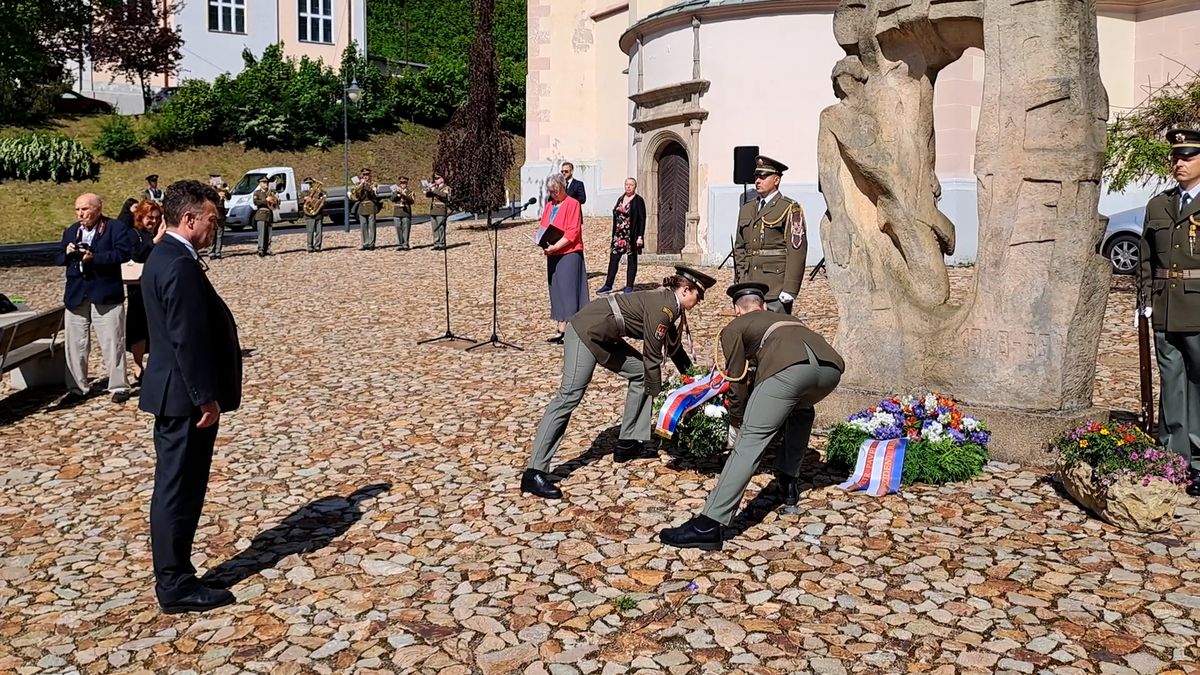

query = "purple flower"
875;425;903;440
949;428;965;443
970;431;991;446
687;580;699;592
881;400;902;414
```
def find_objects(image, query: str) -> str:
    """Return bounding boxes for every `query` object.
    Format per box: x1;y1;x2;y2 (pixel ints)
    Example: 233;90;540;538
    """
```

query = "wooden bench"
0;306;65;390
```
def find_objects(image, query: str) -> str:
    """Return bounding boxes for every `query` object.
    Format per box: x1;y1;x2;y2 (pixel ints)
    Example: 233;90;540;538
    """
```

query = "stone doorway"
656;142;688;254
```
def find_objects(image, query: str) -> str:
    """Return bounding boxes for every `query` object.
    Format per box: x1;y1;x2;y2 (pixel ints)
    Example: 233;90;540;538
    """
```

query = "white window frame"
208;0;246;35
297;0;334;45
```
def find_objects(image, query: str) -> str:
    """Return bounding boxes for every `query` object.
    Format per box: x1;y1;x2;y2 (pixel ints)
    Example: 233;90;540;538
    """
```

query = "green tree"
88;0;184;113
1105;72;1200;192
0;0;106;124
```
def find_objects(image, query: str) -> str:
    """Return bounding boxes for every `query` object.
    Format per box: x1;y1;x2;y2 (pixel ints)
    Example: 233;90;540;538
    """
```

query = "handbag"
122;261;144;284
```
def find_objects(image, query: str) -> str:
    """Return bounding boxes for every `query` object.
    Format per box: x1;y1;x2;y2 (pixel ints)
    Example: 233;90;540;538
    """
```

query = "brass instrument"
303;181;325;217
266;189;280;209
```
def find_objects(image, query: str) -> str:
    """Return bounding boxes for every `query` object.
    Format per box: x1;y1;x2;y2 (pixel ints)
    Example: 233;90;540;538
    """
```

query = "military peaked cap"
1167;129;1200;158
754;155;788;176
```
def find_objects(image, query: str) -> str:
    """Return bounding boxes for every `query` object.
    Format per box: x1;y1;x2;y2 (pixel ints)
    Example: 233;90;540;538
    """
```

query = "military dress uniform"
302;178;326;252
522;266;717;499
1138;128;1200;491
733;156;808;314
427;178;452;250
355;177;380;250
391;180;415;250
660;282;844;550
251;181;275;256
210;183;231;259
142;175;164;204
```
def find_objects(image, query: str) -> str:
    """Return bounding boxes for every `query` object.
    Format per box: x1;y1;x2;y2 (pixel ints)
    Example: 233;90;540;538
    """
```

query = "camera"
68;242;94;276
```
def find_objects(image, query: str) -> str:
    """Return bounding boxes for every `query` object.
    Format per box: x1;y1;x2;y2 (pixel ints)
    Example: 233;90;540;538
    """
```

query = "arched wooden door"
656;143;688;254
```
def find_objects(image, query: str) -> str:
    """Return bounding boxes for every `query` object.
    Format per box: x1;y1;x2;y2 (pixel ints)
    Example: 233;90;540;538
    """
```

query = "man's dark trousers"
151;410;219;603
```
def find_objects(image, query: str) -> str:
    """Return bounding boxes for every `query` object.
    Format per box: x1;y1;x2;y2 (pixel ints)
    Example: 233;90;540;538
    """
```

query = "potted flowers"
651;367;730;459
1052;421;1188;532
826;393;990;484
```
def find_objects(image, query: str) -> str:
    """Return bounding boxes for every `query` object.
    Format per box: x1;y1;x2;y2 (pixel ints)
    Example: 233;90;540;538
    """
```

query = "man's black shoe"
61;391;88;405
660;514;724;550
520;469;562;499
1187;468;1200;497
547;333;565;345
111;390;131;403
614;439;656;463
774;473;801;507
209;253;223;259
432;244;447;251
159;586;235;614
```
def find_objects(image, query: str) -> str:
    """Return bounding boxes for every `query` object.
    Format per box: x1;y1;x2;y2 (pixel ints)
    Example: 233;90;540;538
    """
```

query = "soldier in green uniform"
391;176;415;250
209;175;230;259
426;172;452;250
733;156;808;314
521;266;717;500
251;176;276;256
142;174;164;204
354;168;380;250
660;282;844;549
301;176;326;253
1138;128;1200;496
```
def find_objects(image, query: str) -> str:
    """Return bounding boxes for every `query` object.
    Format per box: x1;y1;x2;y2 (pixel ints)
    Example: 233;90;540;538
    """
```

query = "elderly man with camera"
55;192;134;403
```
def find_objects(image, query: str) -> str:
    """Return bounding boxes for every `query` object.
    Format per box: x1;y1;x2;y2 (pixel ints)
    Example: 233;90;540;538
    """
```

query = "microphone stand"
467;199;536;352
418;192;476;346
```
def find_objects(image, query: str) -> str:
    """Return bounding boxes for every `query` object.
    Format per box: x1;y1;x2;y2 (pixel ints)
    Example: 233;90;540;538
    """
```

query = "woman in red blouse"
540;174;587;344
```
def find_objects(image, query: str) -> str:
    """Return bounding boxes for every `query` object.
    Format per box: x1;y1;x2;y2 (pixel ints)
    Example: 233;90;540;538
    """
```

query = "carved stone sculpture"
818;0;1110;429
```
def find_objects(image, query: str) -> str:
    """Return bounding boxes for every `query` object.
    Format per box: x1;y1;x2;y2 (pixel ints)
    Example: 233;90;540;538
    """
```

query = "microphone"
522;197;537;209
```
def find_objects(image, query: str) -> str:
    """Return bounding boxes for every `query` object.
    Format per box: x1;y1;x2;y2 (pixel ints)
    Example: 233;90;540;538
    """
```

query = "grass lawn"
0;116;526;244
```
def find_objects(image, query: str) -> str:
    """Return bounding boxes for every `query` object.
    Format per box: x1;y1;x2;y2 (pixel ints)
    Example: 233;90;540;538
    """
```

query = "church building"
519;0;1200;266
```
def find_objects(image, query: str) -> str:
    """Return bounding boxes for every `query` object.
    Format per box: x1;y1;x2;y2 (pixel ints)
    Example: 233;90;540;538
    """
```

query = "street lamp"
342;79;362;233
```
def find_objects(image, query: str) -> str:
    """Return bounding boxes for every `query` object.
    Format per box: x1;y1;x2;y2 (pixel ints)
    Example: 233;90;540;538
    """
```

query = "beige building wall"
1098;12;1138;112
932;48;985;180
279;0;366;66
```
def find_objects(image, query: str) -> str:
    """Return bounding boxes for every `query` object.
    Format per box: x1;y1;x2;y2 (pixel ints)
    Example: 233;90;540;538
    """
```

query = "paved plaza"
0;219;1197;674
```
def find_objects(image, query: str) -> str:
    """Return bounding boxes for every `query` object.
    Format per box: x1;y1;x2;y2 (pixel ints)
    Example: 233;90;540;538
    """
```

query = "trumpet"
266;190;280;209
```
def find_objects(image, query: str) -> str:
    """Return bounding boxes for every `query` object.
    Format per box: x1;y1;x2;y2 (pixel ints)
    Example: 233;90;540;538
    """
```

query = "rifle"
1137;296;1155;434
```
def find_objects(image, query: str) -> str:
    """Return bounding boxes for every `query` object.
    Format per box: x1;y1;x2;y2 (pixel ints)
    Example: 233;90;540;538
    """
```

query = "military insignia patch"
655;323;668;340
789;207;807;250
661;307;675;321
1176;133;1186;143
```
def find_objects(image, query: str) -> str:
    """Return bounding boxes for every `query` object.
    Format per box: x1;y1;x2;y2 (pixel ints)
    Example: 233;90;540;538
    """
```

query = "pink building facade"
520;0;1200;265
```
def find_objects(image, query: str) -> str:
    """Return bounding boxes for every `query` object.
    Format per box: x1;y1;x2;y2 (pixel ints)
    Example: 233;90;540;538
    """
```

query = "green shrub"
0;133;98;182
92;115;143;160
146;79;222;150
398;58;468;127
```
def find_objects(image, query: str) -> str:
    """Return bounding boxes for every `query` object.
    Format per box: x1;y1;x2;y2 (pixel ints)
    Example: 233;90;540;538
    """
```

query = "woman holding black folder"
539;174;587;344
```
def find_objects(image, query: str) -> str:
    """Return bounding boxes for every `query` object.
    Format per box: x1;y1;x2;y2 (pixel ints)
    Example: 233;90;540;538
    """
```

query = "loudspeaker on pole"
733;145;759;185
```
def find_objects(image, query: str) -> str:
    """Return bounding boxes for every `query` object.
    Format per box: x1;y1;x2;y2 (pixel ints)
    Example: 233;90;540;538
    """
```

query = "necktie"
1184;193;1193;212
758;198;767;212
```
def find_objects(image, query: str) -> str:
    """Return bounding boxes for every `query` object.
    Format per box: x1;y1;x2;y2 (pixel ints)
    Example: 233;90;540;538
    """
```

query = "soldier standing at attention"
301;176;326;253
1138;128;1200;497
209;176;230;259
520;266;716;501
733;155;808;314
660;282;843;549
251;176;276;257
142;175;164;204
391;176;415;250
354;168;380;251
427;172;452;251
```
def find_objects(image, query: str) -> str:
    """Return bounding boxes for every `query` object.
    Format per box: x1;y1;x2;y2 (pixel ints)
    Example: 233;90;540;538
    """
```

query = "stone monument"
816;0;1111;463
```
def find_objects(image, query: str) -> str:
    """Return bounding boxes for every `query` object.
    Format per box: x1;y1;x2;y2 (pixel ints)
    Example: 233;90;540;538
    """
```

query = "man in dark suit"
139;180;243;613
562;162;586;209
55;193;134;403
1138;128;1200;496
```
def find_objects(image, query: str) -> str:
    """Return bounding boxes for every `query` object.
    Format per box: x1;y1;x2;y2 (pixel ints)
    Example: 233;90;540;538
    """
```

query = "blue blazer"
54;217;134;308
138;235;243;418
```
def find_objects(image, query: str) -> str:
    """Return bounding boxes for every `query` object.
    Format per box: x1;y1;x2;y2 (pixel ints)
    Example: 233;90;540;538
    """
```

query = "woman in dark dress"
126;199;165;382
597;178;646;295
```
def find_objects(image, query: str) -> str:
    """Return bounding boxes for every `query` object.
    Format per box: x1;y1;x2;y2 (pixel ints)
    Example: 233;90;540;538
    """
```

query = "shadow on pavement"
203;482;391;589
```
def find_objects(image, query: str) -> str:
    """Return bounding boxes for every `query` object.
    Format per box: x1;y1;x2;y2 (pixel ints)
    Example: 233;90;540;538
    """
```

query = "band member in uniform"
1138;128;1200;496
142;174;164;204
391;176;415;250
427;172;452;250
733;156;808;314
354;168;379;250
660;282;844;549
209;176;230;259
251;176;277;257
521;266;717;500
301;176;326;253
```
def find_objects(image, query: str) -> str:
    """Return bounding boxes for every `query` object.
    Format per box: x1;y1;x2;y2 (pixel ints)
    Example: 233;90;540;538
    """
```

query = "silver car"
1100;206;1145;275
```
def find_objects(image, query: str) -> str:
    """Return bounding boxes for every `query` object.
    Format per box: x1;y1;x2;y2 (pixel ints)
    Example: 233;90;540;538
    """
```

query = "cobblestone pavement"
1;219;1197;674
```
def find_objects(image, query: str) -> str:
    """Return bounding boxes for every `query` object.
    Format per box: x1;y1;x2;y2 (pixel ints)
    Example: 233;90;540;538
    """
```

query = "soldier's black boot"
1187;468;1200;497
660;514;724;550
520;469;562;500
775;473;801;513
613;439;656;463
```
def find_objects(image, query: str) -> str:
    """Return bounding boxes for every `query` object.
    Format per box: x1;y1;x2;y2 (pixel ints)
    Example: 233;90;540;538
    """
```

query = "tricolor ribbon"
838;438;908;496
654;368;729;439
